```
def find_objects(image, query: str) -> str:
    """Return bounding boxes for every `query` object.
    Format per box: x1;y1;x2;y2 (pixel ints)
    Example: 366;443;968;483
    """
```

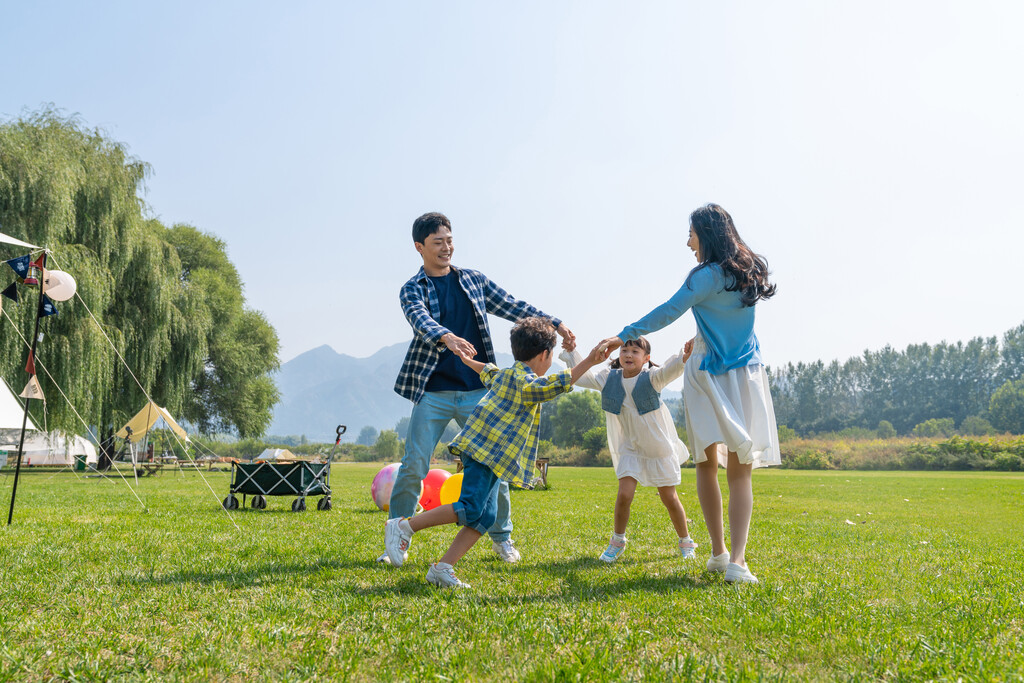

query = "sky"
3;1;1023;392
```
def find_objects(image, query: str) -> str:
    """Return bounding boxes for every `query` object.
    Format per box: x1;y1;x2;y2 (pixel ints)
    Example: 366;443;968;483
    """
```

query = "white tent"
116;401;190;444
0;432;97;467
256;448;295;461
0;378;40;431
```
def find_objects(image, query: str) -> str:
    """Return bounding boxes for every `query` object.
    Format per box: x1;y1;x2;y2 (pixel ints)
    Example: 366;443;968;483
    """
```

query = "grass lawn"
1;464;1022;681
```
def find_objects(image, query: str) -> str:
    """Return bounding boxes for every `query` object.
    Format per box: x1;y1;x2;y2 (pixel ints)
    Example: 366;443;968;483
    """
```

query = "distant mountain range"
266;342;515;442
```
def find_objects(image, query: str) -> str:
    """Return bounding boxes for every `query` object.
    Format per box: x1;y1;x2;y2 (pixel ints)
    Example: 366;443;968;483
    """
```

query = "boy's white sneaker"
426;563;471;589
678;538;698;560
492;539;521;563
706;552;729;573
724;562;759;584
599;536;627;563
376;550;407;566
384;518;412;567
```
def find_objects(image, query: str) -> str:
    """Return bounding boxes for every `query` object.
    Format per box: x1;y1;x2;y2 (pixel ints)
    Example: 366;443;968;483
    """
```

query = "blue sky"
3;1;1022;391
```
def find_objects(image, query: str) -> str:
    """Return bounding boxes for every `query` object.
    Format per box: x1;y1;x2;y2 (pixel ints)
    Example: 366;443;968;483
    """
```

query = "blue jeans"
451;455;502;534
388;389;513;542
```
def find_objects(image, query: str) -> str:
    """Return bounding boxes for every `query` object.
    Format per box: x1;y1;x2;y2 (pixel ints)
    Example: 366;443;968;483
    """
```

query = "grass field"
1;464;1022;681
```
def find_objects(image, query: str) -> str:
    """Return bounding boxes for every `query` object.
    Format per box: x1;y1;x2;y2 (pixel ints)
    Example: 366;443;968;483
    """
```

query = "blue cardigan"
617;264;763;376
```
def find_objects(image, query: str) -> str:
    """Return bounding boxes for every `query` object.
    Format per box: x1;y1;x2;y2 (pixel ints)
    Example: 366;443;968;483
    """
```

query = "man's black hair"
412;212;452;244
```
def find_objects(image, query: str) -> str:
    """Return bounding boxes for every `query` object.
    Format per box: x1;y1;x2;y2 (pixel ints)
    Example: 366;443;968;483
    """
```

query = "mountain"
267;342;515;442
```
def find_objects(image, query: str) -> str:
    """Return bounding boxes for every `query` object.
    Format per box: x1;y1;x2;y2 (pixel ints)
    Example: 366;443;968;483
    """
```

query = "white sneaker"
599;536;627;563
426;563;471;589
384;518;412;567
492;539;521;563
706;552;729;573
376;550;408;566
724;562;759;584
678;538;698;560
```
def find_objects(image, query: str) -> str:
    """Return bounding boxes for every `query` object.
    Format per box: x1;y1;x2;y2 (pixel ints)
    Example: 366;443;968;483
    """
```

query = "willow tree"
0;108;279;437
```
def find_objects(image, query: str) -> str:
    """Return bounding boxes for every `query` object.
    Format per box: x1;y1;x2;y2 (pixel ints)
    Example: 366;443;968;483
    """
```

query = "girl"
560;336;697;564
602;203;779;584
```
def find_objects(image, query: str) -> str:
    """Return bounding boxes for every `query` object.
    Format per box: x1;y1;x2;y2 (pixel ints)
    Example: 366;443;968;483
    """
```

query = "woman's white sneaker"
426;563;471;589
724;562;759;584
706;552;729;573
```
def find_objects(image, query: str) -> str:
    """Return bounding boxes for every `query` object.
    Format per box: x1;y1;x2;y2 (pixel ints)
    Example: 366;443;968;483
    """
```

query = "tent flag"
25;350;35;376
5;255;30;279
40;295;57;317
1;283;17;302
115;401;190;444
0;227;39;250
19;376;44;402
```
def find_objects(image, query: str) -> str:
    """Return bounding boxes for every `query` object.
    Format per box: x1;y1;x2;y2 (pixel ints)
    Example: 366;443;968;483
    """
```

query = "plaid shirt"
448;362;573;489
394;265;562;403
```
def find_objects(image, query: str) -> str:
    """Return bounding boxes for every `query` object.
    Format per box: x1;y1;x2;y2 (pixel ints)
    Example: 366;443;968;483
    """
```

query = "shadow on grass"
118;557;390;588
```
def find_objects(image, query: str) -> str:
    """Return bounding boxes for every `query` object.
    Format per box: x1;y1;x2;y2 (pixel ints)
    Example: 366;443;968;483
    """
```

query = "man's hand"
561;335;577;352
453;342;486;373
556;323;576;347
442;333;477;358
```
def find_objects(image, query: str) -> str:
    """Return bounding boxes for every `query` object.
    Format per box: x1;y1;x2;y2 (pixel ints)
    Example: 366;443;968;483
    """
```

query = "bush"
993;452;1023;471
960;415;996;436
777;425;798;443
582;426;607;455
876;420;897;439
784;449;832;470
989;378;1024;433
911;418;956;438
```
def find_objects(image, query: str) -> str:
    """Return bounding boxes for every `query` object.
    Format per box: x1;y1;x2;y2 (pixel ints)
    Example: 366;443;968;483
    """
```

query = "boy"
384;317;607;588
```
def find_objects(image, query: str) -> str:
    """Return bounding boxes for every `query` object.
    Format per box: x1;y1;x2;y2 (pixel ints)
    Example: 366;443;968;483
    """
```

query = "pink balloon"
419;468;452;511
370;463;401;511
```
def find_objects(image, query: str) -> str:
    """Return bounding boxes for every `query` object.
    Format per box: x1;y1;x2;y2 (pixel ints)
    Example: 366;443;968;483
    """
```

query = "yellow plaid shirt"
448;362;574;488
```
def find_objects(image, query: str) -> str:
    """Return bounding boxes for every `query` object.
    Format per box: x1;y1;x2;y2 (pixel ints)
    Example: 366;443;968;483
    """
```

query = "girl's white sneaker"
724;562;759;584
678;538;698;560
599;536;627;563
706;552;729;573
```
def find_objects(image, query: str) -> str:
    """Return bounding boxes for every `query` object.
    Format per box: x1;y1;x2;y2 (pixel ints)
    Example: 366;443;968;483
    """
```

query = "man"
380;212;574;565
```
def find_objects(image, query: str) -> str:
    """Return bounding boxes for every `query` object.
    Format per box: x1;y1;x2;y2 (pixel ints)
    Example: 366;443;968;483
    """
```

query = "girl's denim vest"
601;369;661;416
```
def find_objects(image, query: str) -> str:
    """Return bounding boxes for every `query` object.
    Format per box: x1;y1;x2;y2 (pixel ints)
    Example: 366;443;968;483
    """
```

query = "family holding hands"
383;206;778;589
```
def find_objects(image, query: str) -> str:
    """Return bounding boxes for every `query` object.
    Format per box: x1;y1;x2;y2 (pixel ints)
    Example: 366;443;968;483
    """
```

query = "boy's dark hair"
686;203;777;307
412;212;452;244
510;317;557;361
609;336;660;370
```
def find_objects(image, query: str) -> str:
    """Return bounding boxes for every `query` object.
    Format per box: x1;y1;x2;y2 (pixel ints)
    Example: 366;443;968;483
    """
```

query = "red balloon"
419;468;452;510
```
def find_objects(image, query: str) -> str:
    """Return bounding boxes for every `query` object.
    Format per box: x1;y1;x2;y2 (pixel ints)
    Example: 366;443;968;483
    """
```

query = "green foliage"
356;426;378;446
911;418;956;438
374;430;401;461
959;415;995;436
876;420;897;439
0;109;279;437
582;426;606;455
777;425;798;443
552;390;603;447
989;377;1024;434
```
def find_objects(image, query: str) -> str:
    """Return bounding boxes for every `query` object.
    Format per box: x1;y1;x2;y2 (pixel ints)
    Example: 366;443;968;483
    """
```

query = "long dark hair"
609;337;659;370
687;203;776;307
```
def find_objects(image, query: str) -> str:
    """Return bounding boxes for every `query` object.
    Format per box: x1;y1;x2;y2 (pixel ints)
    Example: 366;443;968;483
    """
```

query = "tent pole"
7;253;46;526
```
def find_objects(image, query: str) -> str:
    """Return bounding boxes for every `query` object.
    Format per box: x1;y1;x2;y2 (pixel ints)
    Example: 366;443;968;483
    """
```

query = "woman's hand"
598;336;624;354
683;337;695;362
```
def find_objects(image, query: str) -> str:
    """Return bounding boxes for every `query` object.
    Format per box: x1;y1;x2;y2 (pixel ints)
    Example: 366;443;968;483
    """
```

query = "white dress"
683;335;780;468
561;347;690;487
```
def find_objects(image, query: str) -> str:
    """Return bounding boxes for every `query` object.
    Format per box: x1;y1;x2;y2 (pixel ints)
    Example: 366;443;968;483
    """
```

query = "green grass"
1;465;1022;681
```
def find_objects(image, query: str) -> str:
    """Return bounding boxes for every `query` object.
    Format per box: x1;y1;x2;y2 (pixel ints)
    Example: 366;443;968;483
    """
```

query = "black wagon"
222;460;332;512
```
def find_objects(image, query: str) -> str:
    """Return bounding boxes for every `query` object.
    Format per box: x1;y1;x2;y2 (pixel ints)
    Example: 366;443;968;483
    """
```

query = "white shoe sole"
724;563;759;584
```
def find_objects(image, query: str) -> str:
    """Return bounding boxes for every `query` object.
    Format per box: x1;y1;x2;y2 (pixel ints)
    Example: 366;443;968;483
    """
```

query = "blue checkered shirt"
394;265;562;403
448;362;574;488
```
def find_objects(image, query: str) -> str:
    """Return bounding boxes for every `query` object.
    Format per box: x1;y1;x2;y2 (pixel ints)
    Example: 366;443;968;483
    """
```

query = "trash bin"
74;455;86;471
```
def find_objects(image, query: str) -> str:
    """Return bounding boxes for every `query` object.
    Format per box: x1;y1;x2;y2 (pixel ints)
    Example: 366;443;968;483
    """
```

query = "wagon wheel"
291;498;307;512
317;496;332;511
257;495;268;510
251;495;266;510
222;495;239;510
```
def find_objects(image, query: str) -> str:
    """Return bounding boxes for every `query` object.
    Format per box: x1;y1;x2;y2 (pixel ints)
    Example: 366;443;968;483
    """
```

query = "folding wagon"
221;460;332;512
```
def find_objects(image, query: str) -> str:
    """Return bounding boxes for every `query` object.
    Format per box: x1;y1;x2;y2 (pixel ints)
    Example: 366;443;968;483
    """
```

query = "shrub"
911;418;956;438
993;452;1023;471
777;425;798;443
582;426;607;455
959;415;996;436
876;420;897;439
989;378;1024;433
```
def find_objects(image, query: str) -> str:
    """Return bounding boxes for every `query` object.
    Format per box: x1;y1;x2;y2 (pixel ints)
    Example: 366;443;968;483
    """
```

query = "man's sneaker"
426;563;471;589
678;538;698;560
384;518;412;567
706;552;729;573
724;562;759;584
492;539;521;563
598;536;627;563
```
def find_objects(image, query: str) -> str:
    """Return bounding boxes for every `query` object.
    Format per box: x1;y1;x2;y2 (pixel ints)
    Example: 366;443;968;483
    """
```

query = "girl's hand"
683;337;695;362
598;336;623;354
587;343;611;365
561;335;577;352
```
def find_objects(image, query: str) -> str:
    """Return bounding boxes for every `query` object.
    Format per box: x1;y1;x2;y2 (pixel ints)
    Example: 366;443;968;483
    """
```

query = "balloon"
370;462;421;511
438;473;464;506
43;270;77;302
419;468;452;511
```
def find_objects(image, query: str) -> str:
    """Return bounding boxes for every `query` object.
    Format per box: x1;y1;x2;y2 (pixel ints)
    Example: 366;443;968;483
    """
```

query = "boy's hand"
599;336;623;355
442;333;477;359
587;343;611;365
683;337;695;362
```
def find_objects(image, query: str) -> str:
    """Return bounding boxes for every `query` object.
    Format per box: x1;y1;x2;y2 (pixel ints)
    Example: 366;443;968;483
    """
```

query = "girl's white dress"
684;335;780;468
561;347;690;487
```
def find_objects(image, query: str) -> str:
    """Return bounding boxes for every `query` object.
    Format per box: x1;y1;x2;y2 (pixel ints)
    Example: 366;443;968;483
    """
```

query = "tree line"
769;322;1024;436
0;109;280;439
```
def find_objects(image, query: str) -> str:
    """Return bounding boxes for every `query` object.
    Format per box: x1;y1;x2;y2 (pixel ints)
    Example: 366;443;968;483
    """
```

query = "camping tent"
0;432;97;467
115;401;190;444
0;378;40;431
256;448;295;461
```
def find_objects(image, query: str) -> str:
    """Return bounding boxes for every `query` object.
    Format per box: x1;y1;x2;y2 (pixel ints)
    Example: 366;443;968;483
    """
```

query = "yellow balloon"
438;473;464;506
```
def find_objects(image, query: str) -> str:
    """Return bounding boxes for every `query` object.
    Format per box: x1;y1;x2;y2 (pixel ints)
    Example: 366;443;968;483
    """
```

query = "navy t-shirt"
424;271;486;393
